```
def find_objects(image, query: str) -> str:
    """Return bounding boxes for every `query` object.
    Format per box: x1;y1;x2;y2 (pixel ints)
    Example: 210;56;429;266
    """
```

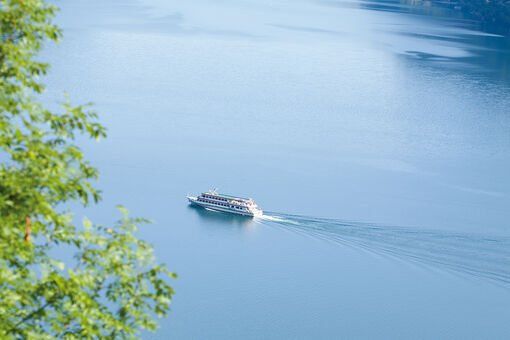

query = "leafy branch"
0;0;176;338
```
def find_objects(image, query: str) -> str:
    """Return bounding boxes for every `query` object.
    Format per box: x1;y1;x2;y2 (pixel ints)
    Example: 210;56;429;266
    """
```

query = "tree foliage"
0;0;175;338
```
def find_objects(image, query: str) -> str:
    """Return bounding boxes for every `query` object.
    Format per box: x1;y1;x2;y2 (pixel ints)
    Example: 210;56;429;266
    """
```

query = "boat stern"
250;207;263;217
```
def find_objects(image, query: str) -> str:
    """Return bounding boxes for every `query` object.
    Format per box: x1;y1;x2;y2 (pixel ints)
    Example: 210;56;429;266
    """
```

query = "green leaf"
0;1;175;338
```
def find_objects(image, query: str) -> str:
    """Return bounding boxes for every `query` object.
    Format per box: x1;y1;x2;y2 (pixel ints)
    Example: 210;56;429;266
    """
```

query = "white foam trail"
260;213;301;225
260;214;288;222
260;212;510;287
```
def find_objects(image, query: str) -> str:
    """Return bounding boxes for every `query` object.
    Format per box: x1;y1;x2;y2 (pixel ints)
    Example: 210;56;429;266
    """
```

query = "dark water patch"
258;213;510;287
269;24;345;36
399;31;510;81
318;0;510;83
319;0;464;18
405;50;454;61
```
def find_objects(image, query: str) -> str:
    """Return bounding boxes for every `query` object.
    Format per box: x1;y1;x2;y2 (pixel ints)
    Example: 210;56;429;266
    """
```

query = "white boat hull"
187;196;263;217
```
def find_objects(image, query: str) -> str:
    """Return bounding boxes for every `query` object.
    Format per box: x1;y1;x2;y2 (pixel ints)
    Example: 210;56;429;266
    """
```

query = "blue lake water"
46;0;510;338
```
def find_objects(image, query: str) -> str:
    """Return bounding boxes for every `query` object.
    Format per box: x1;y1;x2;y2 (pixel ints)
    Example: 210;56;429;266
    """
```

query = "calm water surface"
47;0;510;338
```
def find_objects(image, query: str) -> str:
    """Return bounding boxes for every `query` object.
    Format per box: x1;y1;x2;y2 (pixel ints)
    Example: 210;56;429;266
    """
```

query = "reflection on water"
320;0;510;82
188;204;256;228
378;2;510;82
259;212;510;287
397;30;510;82
358;0;464;17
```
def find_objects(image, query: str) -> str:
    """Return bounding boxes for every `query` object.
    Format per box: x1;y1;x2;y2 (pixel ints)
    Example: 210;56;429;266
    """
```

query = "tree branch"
6;293;60;335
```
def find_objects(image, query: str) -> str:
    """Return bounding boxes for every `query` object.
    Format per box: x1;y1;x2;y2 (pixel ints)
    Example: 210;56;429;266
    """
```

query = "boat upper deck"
201;191;251;202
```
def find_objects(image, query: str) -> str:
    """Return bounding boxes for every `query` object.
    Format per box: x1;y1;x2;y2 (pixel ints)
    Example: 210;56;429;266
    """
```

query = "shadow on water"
321;0;510;83
258;212;510;287
188;204;256;228
399;32;510;83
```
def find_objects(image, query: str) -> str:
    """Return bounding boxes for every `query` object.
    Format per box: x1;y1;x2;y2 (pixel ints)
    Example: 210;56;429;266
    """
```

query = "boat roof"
203;191;250;201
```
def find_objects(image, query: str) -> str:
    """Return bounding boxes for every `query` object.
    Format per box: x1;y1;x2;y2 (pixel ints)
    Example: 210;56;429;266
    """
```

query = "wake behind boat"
187;190;263;217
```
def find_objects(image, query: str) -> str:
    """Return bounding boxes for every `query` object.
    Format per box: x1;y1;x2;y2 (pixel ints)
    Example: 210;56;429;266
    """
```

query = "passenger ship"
187;190;263;217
